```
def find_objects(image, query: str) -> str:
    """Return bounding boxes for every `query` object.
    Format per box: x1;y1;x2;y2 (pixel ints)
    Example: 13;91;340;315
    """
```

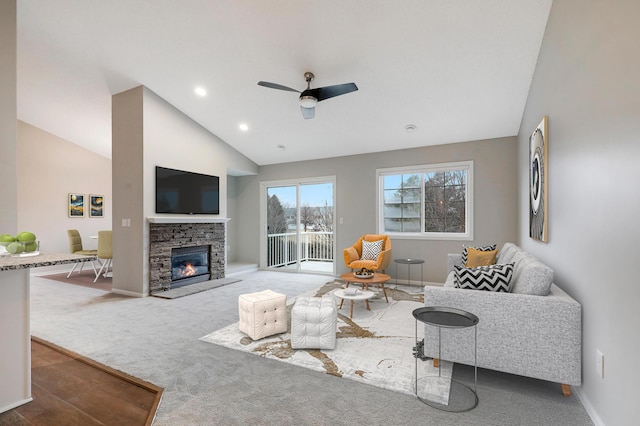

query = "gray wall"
518;1;639;424
235;137;518;283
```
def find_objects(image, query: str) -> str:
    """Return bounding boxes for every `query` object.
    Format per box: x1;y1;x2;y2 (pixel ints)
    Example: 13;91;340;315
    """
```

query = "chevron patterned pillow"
461;244;496;265
454;263;515;292
361;239;383;260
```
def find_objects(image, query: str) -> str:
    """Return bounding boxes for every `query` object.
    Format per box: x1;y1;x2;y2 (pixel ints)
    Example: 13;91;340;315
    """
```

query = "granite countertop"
0;252;97;271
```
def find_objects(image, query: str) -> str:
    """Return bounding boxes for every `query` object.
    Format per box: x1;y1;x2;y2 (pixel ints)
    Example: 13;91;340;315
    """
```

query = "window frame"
376;160;474;241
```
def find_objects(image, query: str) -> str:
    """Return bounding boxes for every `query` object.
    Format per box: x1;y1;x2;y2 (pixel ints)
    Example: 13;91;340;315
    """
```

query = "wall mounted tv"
156;166;220;215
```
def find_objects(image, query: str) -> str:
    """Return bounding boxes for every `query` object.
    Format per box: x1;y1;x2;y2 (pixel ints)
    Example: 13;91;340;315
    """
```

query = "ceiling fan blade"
257;81;300;93
300;106;315;120
312;83;358;102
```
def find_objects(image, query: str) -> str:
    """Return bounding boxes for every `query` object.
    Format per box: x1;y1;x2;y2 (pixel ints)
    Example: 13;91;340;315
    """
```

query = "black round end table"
412;306;479;412
394;258;425;288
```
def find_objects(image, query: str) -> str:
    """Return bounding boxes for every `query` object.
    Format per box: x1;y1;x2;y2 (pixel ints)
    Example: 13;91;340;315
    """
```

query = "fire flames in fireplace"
177;262;198;278
171;245;210;287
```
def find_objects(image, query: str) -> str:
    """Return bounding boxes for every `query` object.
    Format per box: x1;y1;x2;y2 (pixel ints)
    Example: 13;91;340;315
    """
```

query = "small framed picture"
68;193;85;217
90;195;104;218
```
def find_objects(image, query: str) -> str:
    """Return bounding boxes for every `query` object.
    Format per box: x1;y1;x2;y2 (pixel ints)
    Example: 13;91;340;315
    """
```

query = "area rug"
39;270;112;292
152;277;242;299
200;281;452;404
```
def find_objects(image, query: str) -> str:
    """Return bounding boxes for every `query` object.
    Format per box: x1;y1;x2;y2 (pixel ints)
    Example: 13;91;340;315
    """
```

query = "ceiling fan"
258;72;358;119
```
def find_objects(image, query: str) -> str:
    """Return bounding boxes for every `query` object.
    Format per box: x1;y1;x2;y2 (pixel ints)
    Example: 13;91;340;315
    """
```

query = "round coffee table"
333;289;375;318
339;272;390;303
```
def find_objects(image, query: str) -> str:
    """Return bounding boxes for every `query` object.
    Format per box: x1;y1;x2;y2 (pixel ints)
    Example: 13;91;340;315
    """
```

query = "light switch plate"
596;350;604;379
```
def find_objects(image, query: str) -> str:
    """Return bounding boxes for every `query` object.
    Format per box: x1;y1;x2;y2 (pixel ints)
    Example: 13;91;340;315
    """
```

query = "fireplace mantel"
147;216;230;224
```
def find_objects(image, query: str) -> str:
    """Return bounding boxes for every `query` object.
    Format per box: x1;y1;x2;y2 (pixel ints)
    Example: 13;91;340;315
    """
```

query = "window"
377;161;473;240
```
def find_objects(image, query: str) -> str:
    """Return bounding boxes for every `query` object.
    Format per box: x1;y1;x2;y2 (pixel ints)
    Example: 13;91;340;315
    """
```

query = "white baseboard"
226;262;259;277
393;278;441;287
111;288;145;298
574;387;606;426
0;397;33;413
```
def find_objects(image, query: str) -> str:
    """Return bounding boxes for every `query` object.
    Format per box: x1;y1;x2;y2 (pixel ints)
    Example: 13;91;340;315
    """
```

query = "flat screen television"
156;166;220;214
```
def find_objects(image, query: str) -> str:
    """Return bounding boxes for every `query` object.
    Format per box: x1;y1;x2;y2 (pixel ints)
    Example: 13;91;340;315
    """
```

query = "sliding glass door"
261;177;335;274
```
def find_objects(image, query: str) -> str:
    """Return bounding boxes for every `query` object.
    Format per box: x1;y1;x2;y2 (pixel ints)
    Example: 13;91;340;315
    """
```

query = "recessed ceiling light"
238;123;249;132
194;86;207;97
276;144;286;151
405;124;417;133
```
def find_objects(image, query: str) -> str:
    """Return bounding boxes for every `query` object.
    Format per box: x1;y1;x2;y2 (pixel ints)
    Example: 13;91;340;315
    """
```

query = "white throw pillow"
361;239;383;260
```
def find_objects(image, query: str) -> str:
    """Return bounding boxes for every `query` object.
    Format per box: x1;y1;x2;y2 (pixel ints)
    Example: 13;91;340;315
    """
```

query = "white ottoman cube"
238;290;287;340
291;295;337;349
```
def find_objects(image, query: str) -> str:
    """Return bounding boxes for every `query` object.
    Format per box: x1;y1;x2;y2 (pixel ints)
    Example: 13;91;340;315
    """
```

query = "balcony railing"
267;231;334;268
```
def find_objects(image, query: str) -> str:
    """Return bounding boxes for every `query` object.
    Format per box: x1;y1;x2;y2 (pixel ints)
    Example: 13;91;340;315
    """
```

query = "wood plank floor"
0;337;162;425
39;270;112;292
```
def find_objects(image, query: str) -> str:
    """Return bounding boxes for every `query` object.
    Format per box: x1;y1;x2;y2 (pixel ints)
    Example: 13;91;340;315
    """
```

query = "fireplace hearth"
171;245;210;288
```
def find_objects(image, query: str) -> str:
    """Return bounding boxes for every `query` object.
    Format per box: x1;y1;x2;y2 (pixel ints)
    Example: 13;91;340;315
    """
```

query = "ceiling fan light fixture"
299;96;318;108
259;72;357;120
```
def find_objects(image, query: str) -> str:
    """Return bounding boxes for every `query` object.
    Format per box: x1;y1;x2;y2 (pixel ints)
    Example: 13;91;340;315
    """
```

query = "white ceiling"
16;0;552;166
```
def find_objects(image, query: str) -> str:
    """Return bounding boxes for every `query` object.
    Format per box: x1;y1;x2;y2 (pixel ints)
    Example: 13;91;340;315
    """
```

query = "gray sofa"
423;243;582;395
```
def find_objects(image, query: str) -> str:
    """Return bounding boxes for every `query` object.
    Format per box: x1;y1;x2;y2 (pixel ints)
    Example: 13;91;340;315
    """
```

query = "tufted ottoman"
290;295;337;349
238;289;287;340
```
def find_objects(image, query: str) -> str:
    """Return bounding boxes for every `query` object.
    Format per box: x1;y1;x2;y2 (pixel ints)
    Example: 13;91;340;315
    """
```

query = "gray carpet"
29;271;594;425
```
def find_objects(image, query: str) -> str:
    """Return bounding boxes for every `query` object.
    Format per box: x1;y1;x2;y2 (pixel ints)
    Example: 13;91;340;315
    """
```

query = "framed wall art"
68;193;85;217
90;194;104;218
529;116;548;242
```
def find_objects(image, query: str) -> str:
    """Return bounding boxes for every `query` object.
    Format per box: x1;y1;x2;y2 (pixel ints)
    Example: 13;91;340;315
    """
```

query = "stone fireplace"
148;218;227;294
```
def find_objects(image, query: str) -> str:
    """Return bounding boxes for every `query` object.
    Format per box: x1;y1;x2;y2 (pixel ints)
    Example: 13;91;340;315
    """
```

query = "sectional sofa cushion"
509;250;554;296
496;242;518;264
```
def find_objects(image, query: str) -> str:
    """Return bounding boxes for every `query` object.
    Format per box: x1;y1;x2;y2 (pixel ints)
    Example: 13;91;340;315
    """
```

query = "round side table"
334;289;375;318
412;306;479;412
394;258;424;288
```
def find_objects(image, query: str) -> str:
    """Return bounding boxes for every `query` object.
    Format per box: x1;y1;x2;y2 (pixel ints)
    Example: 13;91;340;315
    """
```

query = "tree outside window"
378;161;473;240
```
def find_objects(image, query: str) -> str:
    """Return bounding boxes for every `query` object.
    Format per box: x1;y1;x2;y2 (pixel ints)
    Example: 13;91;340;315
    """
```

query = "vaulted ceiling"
16;0;552;165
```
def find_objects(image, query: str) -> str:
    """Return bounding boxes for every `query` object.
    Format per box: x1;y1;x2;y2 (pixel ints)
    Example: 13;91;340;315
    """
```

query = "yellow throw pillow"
465;247;498;268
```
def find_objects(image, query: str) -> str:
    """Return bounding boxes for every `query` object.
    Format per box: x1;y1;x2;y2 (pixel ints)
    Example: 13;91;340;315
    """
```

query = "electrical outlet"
596;350;604;379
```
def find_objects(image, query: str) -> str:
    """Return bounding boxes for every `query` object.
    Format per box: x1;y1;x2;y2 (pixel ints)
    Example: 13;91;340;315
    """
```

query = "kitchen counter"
0;251;97;413
0;251;96;271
